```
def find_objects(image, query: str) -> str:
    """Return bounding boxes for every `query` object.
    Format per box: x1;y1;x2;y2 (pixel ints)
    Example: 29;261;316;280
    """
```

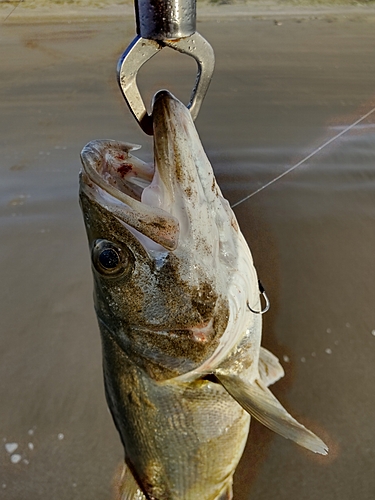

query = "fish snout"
152;89;177;114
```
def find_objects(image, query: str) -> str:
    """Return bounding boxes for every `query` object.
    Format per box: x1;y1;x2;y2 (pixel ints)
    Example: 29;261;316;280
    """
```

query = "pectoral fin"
216;372;328;455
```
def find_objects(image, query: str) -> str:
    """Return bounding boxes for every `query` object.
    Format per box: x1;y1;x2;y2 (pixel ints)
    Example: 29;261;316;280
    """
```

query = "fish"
79;90;328;500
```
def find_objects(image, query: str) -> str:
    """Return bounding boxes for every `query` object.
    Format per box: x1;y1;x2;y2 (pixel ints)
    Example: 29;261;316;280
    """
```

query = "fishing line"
231;106;375;208
3;0;23;22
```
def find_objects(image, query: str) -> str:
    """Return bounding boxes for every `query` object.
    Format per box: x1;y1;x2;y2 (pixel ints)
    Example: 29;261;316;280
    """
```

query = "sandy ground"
1;4;375;500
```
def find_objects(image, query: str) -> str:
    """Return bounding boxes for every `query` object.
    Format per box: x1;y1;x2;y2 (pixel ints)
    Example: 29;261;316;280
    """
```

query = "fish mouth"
79;138;179;252
80;90;214;253
80;90;234;255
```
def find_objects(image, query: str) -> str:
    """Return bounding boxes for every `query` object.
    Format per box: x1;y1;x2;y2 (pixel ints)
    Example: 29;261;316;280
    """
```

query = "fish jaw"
79;91;260;381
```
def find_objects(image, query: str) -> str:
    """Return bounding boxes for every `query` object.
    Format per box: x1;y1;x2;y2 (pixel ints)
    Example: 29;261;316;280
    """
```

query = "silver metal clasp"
117;34;214;135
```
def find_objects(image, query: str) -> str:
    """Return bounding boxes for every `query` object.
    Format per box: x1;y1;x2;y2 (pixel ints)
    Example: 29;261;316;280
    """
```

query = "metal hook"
117;33;215;135
247;280;270;315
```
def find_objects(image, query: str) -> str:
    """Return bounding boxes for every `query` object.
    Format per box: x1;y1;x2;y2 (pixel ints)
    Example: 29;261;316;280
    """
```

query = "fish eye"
92;239;132;277
99;248;120;269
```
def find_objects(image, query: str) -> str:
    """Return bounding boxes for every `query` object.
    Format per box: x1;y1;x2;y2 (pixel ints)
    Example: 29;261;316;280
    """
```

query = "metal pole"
135;0;196;40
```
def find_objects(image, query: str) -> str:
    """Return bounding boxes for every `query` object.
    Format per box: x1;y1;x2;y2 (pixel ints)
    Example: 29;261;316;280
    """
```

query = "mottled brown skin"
80;191;229;381
80;191;249;499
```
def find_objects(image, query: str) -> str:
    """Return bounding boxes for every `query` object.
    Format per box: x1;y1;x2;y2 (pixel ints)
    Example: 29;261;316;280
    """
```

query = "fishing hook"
247;280;270;315
117;0;215;135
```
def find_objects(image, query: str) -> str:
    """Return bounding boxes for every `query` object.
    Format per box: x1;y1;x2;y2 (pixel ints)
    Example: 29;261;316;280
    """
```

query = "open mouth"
93;142;154;203
80;91;201;252
80;90;228;255
80;136;180;252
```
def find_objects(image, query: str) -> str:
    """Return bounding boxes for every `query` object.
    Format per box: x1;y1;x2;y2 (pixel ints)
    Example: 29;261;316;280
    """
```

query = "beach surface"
2;0;375;21
1;3;375;499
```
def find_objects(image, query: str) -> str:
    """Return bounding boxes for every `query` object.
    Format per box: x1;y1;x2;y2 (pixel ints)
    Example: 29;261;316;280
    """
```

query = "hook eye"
117;33;215;135
247;280;270;315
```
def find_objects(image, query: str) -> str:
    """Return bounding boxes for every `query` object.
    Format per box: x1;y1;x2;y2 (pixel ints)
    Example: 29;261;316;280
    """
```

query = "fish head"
80;91;260;381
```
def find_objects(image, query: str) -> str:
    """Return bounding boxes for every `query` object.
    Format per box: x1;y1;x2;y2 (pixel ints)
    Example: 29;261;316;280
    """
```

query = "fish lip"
152;89;174;107
152;89;177;117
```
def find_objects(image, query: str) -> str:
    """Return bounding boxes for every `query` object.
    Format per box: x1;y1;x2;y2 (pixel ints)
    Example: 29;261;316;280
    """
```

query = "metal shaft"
135;0;196;40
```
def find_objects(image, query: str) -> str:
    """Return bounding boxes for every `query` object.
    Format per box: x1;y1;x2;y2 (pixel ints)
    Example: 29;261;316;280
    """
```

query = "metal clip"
117;33;215;135
247;280;270;315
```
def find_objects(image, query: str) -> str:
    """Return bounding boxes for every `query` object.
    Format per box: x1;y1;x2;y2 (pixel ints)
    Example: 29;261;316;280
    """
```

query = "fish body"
79;91;327;500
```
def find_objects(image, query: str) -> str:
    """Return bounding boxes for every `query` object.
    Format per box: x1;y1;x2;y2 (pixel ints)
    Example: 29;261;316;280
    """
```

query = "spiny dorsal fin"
259;347;285;387
216;372;328;455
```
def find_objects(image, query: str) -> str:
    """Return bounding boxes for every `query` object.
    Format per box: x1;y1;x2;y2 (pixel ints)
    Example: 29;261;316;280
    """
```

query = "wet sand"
1;6;375;500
